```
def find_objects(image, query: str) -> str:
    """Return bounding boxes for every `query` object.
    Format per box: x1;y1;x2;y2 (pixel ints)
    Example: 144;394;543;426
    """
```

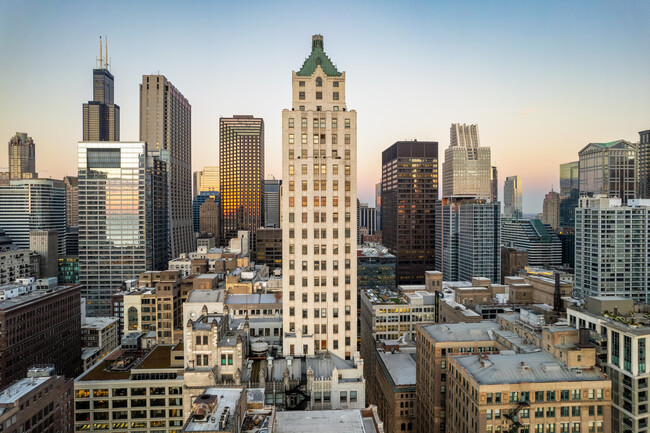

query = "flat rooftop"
377;350;416;387
453;351;606;385
225;293;281;305
0;285;79;311
421;321;500;342
274;410;378;433
82;316;118;330
77;345;179;382
187;289;225;303
183;388;243;432
0;376;49;404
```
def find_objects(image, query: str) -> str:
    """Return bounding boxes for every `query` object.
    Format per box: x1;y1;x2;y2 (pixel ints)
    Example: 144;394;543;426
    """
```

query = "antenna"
105;36;108;70
98;36;103;68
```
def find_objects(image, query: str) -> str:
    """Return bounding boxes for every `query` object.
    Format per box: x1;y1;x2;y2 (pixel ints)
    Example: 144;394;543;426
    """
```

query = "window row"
287;275;352;286
288;212;351;223
289;291;351;302
288;244;353;254
288;228;351;239
288;117;350;129
288;259;351;271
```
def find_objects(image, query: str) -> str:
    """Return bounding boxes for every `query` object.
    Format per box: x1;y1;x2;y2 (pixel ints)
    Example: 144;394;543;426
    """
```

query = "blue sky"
1;0;649;212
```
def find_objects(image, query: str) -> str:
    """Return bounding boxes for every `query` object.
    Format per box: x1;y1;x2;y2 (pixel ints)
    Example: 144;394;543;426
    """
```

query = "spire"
99;36;103;68
105;36;108;70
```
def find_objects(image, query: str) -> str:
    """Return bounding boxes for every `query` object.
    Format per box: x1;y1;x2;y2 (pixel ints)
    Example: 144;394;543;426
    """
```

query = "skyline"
1;1;649;213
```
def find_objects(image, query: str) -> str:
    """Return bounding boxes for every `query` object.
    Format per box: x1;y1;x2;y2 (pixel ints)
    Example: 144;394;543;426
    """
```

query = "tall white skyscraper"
575;196;650;302
504;175;523;218
442;123;492;200
282;35;357;359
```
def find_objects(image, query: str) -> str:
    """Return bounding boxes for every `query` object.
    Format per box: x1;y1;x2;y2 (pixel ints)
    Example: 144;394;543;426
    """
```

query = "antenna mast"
105;36;109;70
99;36;103;69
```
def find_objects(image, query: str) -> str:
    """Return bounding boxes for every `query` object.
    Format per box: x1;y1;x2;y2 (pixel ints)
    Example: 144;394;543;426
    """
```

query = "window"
316;91;322;100
299;81;305;87
333;81;339;87
316;77;322;87
345;134;351;144
299;92;305;100
333;92;339;100
535;391;544;402
289;133;295;144
302;117;307;128
546;390;555;402
345;118;351;128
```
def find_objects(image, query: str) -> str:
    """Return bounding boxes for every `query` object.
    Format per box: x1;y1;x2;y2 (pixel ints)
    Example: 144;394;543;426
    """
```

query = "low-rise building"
0;366;74;433
416;321;501;433
371;343;416;433
446;351;612;433
0;284;82;387
273;407;384;433
81;315;120;371
74;344;185;433
0;248;35;284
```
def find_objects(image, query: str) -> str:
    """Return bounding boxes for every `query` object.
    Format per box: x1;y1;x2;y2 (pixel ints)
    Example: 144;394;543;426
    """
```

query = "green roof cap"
296;35;342;77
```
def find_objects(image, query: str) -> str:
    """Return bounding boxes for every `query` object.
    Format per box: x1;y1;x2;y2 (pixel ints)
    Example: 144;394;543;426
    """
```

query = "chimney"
579;328;590;347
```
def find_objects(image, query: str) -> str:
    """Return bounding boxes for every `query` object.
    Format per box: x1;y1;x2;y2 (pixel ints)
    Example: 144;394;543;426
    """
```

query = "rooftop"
0;376;50;404
0;285;80;311
421;321;500;342
453;351;606;385
274;410;377;433
82;316;119;330
187;289;225;303
77;345;180;382
296;35;342;77
225;293;282;305
183;388;244;432
377;350;416;387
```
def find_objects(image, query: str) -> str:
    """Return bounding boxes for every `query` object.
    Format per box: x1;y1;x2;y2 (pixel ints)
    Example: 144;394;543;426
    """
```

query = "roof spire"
99;36;103;68
105;36;108;70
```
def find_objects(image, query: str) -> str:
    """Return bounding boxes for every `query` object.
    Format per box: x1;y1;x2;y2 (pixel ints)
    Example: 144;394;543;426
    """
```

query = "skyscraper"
443;124;491;200
82;37;120;142
435;198;500;283
503;175;523;218
78;141;167;315
578;139;637;204
264;177;281;228
375;182;382;231
559;161;579;227
29;229;58;278
382;141;438;285
637;130;650;199
541;189;560;229
63;176;79;227
490;166;498;203
502;219;563;267
282;35;357;359
8;132;37;180
575;196;650;302
139;74;193;258
193;166;220;197
219;115;264;246
0;179;66;253
199;196;221;242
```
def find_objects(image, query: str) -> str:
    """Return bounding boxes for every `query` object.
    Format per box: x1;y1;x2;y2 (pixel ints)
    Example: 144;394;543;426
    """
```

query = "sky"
1;0;649;213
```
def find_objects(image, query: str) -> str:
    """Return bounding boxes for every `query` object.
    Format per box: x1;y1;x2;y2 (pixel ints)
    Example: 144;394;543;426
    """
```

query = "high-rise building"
199;196;221;242
29;230;58;278
255;227;282;268
82;37;120;142
220;116;264;247
0;284;82;387
375;182;382;231
0;179;66;253
145;150;169;271
443;123;491;200
579;139;637;204
78;141;167;315
559;161;579;227
193;166;220;197
282;35;357;359
264;177;281;228
357;202;377;242
575;196;650;302
542;189;560;229
502;219;563;268
637;130;650;199
435;198;501;283
139;74;193;258
63;176;79;226
490;166;498;203
557;227;575;268
382;141;438;285
503;175;523;218
8;132;37;180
